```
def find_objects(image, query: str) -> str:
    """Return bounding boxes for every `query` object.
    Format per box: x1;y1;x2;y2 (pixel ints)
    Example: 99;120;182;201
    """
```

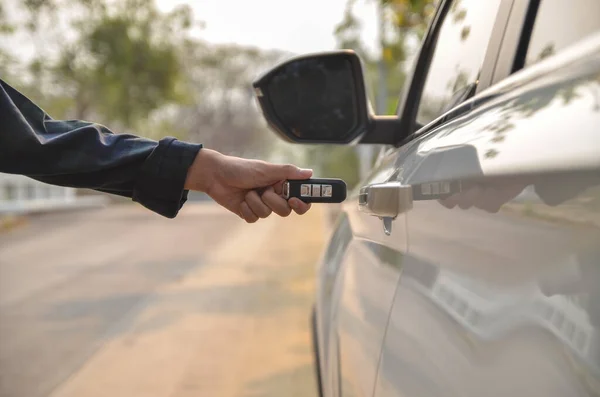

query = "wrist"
184;148;222;193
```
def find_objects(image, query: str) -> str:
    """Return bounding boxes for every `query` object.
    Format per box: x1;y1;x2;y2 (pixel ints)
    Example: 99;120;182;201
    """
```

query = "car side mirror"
252;50;402;145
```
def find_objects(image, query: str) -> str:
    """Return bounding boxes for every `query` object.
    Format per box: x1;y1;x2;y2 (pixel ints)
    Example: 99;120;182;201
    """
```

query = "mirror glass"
264;57;359;141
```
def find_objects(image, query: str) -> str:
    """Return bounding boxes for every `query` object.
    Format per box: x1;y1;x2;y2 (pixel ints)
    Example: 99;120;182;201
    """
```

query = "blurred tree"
0;3;14;35
336;0;438;113
2;0;284;159
0;3;17;82
6;0;196;129
315;0;438;189
171;41;289;157
62;0;192;127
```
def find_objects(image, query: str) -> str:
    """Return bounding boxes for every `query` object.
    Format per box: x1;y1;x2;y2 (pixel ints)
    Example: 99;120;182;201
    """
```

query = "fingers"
438;184;527;214
245;190;272;218
240;201;258;223
289;198;311;215
438;194;459;209
272;180;285;195
261;187;292;217
239;187;313;223
263;163;313;183
241;161;312;191
458;186;482;210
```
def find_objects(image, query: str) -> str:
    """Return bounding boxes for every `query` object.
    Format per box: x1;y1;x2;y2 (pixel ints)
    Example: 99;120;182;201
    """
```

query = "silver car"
253;0;600;396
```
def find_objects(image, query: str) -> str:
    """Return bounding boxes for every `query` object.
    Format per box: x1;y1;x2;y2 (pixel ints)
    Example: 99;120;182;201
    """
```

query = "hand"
185;149;313;222
438;182;527;213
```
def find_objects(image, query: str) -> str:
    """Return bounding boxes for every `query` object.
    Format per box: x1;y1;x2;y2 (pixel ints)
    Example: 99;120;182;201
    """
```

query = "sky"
155;0;379;55
1;0;379;65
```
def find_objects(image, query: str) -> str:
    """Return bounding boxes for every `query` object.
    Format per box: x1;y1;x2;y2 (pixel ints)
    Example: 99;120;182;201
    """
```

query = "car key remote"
282;179;347;203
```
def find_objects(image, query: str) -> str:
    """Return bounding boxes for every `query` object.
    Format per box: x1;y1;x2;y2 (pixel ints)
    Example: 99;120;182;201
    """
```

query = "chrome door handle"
358;182;413;218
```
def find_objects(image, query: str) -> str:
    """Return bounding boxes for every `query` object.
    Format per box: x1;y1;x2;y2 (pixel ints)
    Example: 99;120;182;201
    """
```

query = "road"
0;203;326;397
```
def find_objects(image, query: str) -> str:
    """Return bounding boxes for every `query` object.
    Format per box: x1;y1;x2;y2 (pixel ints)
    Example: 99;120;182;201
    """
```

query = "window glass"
525;0;600;67
416;0;502;126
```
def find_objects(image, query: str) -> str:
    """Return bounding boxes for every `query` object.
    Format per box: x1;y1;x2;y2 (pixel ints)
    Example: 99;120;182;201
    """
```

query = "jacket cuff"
133;137;202;218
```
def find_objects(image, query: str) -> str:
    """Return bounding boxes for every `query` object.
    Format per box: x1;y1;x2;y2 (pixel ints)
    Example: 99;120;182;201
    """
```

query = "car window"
416;0;502;126
525;0;600;67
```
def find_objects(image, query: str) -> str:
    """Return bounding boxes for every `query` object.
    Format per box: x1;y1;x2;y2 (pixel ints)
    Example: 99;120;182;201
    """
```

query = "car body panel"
333;239;403;397
317;156;409;397
313;5;600;396
371;33;600;397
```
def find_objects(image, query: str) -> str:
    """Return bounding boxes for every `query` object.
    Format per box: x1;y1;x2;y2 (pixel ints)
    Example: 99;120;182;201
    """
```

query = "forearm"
0;78;201;218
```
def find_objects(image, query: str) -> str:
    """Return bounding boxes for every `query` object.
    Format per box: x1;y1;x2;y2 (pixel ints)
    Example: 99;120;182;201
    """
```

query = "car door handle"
358;182;413;218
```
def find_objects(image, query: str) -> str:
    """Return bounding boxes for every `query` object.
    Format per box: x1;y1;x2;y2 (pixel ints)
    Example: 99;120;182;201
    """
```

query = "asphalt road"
0;203;325;397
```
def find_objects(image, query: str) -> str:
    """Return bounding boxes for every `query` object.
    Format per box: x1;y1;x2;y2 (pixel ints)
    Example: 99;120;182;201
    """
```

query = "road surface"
0;203;325;397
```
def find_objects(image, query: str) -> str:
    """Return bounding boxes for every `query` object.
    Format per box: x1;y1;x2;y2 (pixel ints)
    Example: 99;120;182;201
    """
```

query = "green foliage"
173;40;288;157
2;0;282;159
305;145;361;189
5;0;196;130
0;3;15;34
2;0;440;168
321;146;361;189
3;0;289;159
328;0;437;183
57;1;193;126
334;0;370;60
83;15;184;125
335;0;438;113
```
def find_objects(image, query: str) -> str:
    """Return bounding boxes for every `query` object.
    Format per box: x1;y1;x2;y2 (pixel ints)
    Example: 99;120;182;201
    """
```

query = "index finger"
272;180;285;195
261;163;313;183
288;198;311;215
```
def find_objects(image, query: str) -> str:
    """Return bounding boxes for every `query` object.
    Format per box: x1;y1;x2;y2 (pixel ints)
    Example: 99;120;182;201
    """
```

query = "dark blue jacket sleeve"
0;78;202;218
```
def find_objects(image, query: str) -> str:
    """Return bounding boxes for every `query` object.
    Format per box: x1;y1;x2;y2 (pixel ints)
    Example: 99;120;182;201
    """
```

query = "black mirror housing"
253;50;406;145
253;50;371;144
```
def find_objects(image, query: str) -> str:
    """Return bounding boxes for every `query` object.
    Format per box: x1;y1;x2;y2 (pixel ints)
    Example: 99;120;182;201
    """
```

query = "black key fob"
283;178;347;203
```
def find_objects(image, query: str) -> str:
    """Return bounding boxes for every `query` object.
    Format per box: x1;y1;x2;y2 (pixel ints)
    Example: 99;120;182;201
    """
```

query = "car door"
321;142;408;397
322;2;508;396
373;1;600;396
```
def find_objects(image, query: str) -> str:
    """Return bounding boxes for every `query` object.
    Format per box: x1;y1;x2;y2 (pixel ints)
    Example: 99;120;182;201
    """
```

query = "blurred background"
0;1;435;396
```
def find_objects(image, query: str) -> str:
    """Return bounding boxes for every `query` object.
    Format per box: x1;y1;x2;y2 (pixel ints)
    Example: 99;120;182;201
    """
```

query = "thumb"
266;163;313;182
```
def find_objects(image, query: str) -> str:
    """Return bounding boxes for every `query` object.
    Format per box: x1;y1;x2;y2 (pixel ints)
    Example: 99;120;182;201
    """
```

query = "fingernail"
300;168;313;173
